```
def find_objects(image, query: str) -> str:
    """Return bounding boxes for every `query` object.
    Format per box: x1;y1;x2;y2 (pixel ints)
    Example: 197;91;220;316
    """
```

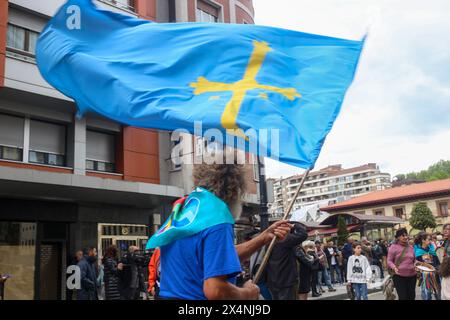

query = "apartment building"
269;163;392;218
0;0;258;299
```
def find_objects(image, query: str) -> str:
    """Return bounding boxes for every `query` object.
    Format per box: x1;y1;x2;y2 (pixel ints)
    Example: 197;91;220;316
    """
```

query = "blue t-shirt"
159;223;242;300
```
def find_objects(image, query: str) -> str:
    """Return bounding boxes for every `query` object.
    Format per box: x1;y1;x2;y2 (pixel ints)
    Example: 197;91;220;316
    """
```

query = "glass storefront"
0;222;37;300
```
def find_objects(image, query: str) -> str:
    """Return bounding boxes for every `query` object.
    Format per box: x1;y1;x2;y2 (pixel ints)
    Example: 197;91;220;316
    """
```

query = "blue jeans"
352;283;368;300
319;268;333;289
329;265;342;284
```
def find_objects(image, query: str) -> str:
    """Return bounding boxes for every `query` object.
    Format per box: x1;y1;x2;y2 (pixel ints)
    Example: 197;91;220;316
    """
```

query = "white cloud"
254;0;450;178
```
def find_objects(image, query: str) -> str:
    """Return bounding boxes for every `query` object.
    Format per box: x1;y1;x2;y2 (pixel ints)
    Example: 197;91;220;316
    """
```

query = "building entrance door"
38;242;62;300
98;224;148;259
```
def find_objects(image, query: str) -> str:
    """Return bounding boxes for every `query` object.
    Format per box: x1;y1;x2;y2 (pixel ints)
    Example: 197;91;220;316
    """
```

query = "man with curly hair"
147;156;292;300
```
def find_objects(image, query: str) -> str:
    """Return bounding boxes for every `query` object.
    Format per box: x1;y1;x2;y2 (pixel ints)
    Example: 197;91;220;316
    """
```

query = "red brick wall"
189;1;254;24
244;164;257;194
0;161;73;174
135;0;157;21
86;171;123;180
117;1;160;185
188;0;196;22
214;0;230;23
0;0;8;87
122;127;160;184
237;0;254;16
236;5;254;24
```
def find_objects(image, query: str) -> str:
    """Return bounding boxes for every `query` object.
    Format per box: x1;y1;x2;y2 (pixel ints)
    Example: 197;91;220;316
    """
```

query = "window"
86;130;116;173
6;24;39;57
373;209;385;216
170;132;182;171
104;0;135;11
438;202;449;217
29;120;66;166
394;207;405;219
0;113;24;161
252;154;259;182
196;0;219;22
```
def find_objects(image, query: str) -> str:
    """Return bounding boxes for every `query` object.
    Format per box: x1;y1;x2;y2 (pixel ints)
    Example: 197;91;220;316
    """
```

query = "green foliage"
396;160;450;182
409;202;437;231
337;215;349;246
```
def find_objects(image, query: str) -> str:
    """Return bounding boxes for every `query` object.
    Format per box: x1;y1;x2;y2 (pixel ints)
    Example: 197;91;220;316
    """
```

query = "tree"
409;202;436;231
337;215;349;246
398;160;450;182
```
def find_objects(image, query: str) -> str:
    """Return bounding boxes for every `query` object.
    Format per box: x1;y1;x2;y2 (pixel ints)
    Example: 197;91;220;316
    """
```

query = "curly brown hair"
102;245;118;264
193;163;246;207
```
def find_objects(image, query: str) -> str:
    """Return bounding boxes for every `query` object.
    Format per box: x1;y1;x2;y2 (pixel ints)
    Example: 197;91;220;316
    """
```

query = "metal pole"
257;156;269;231
253;168;311;284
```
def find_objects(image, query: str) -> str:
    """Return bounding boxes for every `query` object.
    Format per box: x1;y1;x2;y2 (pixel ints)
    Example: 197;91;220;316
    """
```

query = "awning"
308;224;360;237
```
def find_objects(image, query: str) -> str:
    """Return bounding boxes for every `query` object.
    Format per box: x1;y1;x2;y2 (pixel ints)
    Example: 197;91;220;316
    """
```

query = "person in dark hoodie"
266;222;308;300
77;247;98;300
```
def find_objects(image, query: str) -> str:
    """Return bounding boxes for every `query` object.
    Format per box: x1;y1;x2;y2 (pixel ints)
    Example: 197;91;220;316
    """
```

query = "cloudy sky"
253;0;450;178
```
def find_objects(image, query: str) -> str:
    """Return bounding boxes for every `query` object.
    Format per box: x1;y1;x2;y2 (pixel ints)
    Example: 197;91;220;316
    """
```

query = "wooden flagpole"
253;168;312;284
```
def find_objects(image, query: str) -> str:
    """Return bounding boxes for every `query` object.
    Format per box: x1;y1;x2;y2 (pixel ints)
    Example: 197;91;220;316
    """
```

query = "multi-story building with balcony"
269;163;392;218
0;0;258;300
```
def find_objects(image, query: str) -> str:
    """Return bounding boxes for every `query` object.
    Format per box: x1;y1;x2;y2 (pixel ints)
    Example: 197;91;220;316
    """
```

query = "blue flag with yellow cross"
37;0;365;169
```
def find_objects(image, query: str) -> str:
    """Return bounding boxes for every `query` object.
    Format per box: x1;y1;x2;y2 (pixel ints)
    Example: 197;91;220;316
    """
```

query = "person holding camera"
118;245;146;300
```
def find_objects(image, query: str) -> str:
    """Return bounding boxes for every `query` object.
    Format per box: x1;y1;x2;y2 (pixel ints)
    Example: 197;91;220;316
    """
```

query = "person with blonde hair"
296;240;316;300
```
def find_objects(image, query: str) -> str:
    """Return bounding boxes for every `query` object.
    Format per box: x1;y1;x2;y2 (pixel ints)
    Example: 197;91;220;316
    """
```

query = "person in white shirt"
346;242;372;300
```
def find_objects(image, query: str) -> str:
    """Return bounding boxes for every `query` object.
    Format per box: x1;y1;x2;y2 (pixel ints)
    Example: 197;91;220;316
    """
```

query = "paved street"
368;287;423;301
310;283;424;300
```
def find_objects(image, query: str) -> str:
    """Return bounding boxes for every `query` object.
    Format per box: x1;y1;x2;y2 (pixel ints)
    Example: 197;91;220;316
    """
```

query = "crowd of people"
65;156;450;301
68;222;450;301
67;222;450;301
67;245;160;300
258;223;450;300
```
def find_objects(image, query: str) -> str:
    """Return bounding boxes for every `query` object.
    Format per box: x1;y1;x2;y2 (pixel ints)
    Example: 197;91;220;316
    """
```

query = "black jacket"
119;252;145;293
103;257;121;300
266;229;307;288
324;246;339;267
309;251;321;271
295;247;314;274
